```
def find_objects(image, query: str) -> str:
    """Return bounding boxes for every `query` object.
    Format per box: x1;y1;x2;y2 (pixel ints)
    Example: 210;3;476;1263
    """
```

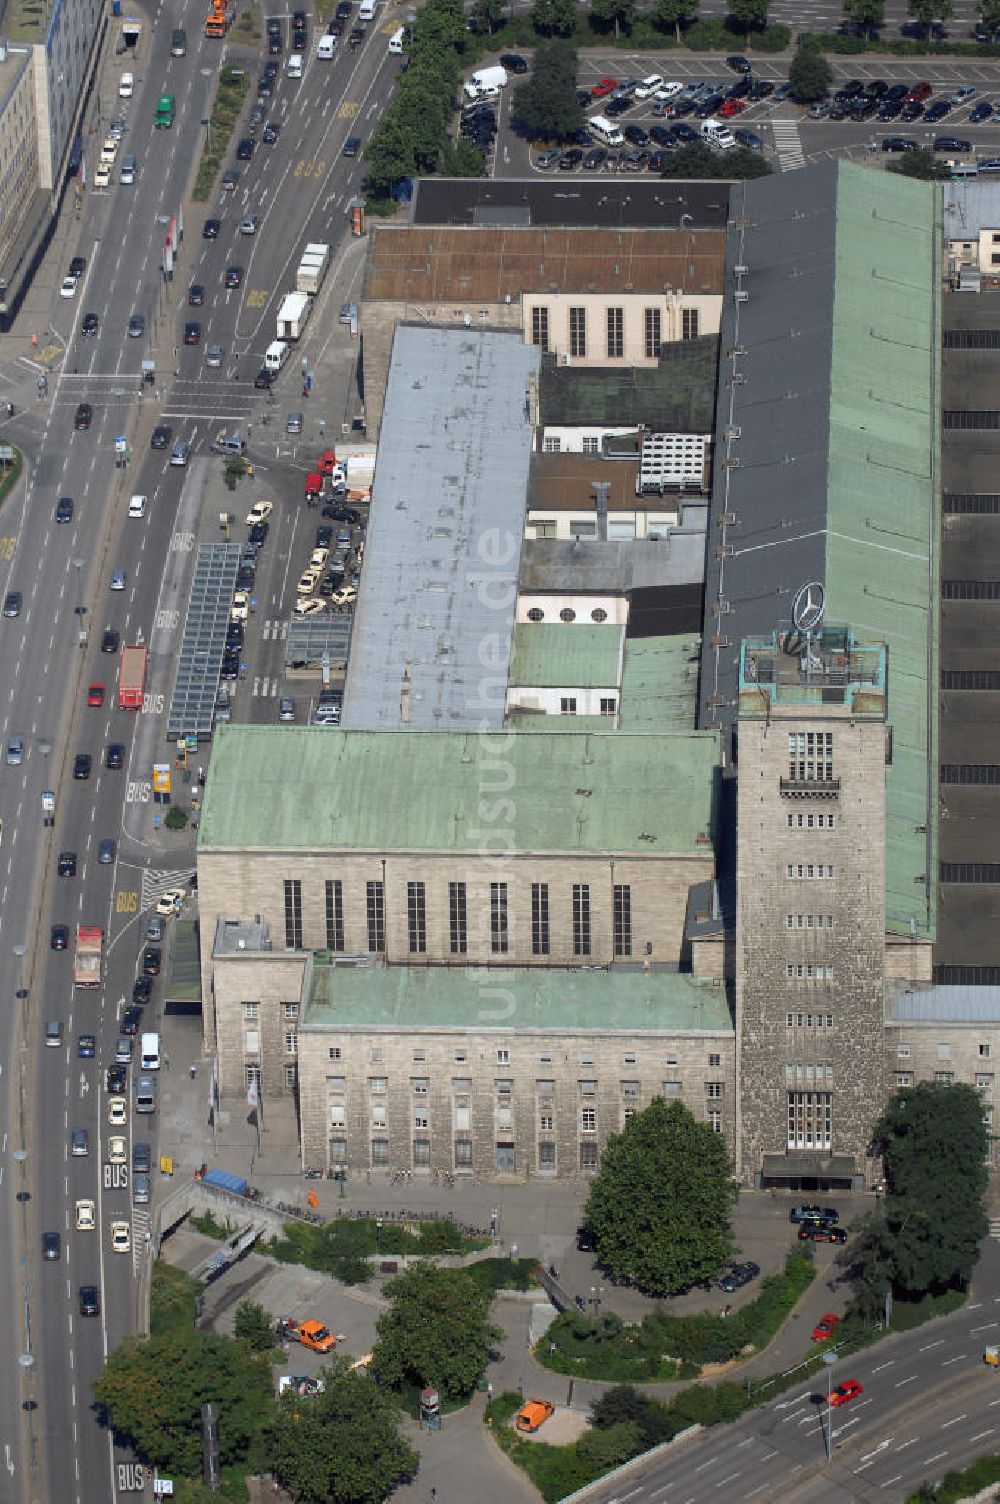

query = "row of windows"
355;1076;727;1098
242;1002;299;1020
286;879;637;956
786;864;836;880
898;1041;992;1059
786;963;834;980
525;605;609;623
530;305;700;358
787;1013;835;1029
897;1071;995;1090
787;812;836;829
332;1116;725;1169
560;697;617;715
787;731;835;783
786;914;835;929
322;1043;725;1068
788;1091;831;1149
244;1064;297;1090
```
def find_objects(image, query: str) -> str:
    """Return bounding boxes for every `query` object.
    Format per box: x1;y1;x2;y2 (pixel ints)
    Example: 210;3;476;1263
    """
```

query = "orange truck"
515;1399;554;1433
277;1318;336;1354
205;0;227;38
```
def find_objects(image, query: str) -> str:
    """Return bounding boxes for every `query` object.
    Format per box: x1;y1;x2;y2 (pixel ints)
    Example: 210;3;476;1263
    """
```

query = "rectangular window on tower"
449;882;468;955
324;880;344;952
606;306;623;358
491;882;509;954
644;306;662;358
787;1091;832;1149
532;883;550;956
573;884;591;956
406;881;427;954
569;306;587;358
682;307;700;340
366;880;385;953
531;306;549;351
786;731;835;783
283;879;302;949
613;884;632;956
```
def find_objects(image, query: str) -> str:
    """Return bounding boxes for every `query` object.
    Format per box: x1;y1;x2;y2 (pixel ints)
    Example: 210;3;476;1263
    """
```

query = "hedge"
908;1454;1000;1502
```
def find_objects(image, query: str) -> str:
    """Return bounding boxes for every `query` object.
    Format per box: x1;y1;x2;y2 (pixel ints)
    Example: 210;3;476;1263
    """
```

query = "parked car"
789;1204;839;1224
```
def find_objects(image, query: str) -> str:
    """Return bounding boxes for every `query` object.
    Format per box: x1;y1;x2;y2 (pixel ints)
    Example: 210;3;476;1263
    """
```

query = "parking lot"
482;48;1000;176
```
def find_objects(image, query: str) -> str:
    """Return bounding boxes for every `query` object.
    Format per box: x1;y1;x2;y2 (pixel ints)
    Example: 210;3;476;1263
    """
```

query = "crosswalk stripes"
132;1207;151;1274
261;619;288;642
140;867;196;911
772;119;806;171
251;677;280;698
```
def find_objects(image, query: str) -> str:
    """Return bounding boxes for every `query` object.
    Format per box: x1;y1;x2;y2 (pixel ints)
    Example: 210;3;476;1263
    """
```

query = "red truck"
118;644;148;710
74;925;103;988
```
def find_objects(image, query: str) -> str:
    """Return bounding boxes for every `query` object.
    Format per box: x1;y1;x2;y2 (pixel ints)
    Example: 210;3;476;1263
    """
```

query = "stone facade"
737;701;888;1187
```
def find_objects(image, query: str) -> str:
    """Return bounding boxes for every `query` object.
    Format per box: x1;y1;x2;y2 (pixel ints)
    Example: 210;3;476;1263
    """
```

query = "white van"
359;0;376;17
700;118;736;150
128;493;146;518
287;53;303;77
588;114;624;148
316;34;335;58
265;339;290;373
140;1031;160;1071
388;25;404;52
119;71;133;99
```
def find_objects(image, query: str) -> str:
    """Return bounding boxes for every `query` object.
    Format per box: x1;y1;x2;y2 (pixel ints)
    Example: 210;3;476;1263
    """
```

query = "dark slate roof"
538;338;719;431
410;178;732;230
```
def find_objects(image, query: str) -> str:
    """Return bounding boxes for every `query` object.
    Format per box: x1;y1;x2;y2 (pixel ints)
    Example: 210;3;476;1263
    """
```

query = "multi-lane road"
0;5;397;1500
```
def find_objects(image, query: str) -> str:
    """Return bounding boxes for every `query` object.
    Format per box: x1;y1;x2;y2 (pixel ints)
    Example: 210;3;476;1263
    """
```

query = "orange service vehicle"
295;1319;336;1354
515;1399;554;1433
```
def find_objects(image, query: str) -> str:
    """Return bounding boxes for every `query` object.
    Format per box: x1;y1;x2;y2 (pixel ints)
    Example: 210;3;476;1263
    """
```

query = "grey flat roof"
520;532;706;594
410;178;732;230
341;326;539;729
888;985;1000;1022
943;179;1000;241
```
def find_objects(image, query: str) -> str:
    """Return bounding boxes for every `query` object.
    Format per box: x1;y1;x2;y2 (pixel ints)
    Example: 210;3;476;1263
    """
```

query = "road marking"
895;1437;919;1450
942;1355;967;1366
870;1360;895;1373
716;1472;741;1487
859;1441;892;1462
919;1340;945;1352
923;1452;949;1465
972;1321;999;1331
879;1477;903;1490
692;1455;719;1473
970;1429;995;1443
941;1415;967;1429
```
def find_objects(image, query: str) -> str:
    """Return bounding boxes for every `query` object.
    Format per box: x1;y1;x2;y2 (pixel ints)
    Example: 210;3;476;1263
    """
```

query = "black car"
335;0;352;15
263;121;281;144
719;1260;760;1293
315;526;333;548
132;975;152;1006
226;621;244;648
576;1223;596;1252
925;99;951;122
748;79;774;100
50;925;69;951
342;137;361;157
268;28;282;52
120;1006;143;1035
249;521;269;544
789;1204;839;1224
42;1232;61;1261
934;134;972;151
733;128;763;151
74;403;93;430
58;851;77;877
726;53;751;72
236;566;255;590
882;134;918;151
866;78;889;97
3;591;21;618
499;52;528;73
254;368;272;390
106;743;124;770
293;25;306;46
73;753;91;780
188;284;205;308
841;78;865;97
323;505;360;523
559;148;583;170
257;73;273;98
604;97;632;118
266;15;280;33
225;266;243;288
293;7;306;24
623;124;649;145
142;947;161;976
900;101;925;121
877;99;902;120
69;255;86;278
203;218;221;239
183;321;201;345
79;1285;100;1317
81;312;99;336
696;94;726;118
237;137;254;161
799;1223;847;1245
726;75;752;99
648;149;667;171
673;122;699;143
133;1142;152;1173
101;628;120;654
650;125;678;148
885;82;909;102
583;146;607;169
151;424;172;450
106;1063;127;1094
55;496;73;523
348;25;365;44
220;654;240;680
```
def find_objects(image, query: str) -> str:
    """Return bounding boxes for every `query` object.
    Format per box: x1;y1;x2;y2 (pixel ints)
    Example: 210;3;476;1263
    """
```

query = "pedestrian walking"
189;1062;197;1080
163;1053;170;1071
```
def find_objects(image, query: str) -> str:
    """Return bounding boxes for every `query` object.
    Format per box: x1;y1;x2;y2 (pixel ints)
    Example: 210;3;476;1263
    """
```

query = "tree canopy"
372;1262;501;1400
729;0;768;31
842;0;885;37
531;0;578;33
584;1098;737;1296
268;1359;418;1504
233;1299;275;1353
653;0;698;41
789;45;833;101
841;1082;989;1311
664;141;772;179
886;146;950;179
511;41;584;141
93;1330;273;1475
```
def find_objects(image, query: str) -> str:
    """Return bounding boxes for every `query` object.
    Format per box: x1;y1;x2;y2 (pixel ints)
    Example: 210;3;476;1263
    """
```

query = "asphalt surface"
0;5;398;1501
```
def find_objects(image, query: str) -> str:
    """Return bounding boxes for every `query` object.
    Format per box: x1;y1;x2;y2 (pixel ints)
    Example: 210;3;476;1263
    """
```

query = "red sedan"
591;77;617;97
829;1379;863;1408
87;683;105;707
811;1313;841;1343
318;449;338;476
720;97;745;117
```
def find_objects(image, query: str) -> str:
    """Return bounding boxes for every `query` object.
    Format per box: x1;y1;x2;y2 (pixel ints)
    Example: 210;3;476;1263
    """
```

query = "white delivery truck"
359;0;376;18
296;243;330;294
265;340;290;373
276;291;312;341
388;25;404;52
463;63;507;101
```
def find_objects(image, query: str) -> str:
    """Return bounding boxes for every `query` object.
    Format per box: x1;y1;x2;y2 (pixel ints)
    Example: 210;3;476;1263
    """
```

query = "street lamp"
822;1350;838;1461
376;1218;382;1257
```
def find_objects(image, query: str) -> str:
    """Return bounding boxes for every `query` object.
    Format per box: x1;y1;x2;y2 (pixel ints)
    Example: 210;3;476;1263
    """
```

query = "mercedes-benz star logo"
792;581;825;634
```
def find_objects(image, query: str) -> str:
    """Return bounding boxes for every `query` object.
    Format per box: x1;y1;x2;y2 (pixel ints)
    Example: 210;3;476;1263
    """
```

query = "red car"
812;1313;841;1342
829;1379;863;1408
720;97;745;117
591;77;617;97
87;683;105;707
318;449;338;476
304;472;323;499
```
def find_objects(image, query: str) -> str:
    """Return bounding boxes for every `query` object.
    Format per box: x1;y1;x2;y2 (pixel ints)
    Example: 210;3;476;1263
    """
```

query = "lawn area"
0;446;23;511
149;1261;199;1337
193;66;251;201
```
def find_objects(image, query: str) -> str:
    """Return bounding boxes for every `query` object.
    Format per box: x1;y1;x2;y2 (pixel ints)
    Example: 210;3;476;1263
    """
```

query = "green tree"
653;0;698;40
981;0;1000;32
267;1359;418;1504
591;1385;678;1448
788;45;833;101
472;0;506;32
843;1083;989;1305
728;0;768;32
885;146;950;179
93;1331;273;1475
589;0;636;36
233;1299;275;1353
584;1098;738;1297
511;40;583;140
842;0;885;39
532;0;578;32
372;1262;501;1400
440;137;487;175
906;0;954;45
664;141;772;179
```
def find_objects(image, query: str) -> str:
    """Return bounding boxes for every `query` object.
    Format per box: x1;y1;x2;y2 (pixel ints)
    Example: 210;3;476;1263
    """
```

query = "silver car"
6;736;23;766
206;343;224;368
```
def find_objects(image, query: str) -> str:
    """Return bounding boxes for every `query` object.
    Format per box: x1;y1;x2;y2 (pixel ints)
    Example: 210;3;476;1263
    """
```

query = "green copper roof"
508;624;624;688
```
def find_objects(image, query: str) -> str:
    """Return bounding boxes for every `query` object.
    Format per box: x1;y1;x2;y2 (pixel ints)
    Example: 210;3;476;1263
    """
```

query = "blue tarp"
202;1168;248;1196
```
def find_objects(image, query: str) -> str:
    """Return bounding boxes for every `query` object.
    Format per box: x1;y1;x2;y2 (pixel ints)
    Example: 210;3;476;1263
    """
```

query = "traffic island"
193;66;251;201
